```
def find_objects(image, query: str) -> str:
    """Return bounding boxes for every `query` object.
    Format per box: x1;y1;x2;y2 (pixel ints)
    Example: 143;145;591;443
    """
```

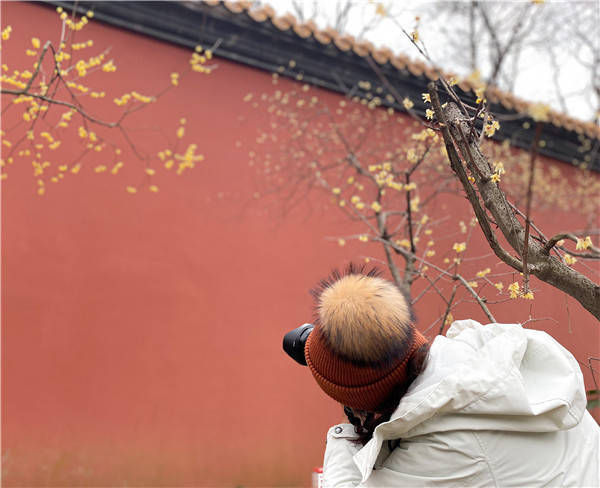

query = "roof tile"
293;21;314;39
223;0;250;13
334;34;355;52
390;53;409;71
371;47;393;64
247;6;274;22
352;39;375;57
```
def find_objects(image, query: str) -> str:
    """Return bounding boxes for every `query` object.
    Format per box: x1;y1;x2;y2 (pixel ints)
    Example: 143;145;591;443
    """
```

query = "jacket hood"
353;320;587;482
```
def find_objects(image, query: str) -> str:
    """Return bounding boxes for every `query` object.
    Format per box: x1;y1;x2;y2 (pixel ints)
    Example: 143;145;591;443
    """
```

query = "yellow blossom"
576;236;592;250
358;235;369;242
410;197;420;212
338;238;346;247
174;144;204;174
467;281;478;288
111;162;124;174
126;186;137;194
149;185;159;193
425;109;434;120
31;37;41;49
2;26;12;41
102;60;116;72
371;201;382;212
426;250;435;257
528;102;550;122
484;120;500;137
494;282;504;291
332;187;341;195
452;242;466;253
563;254;577;265
476;268;491;277
407;148;419;164
492;161;506;175
444;313;454;327
508;282;520;299
402;98;414;110
491;173;501;183
396;239;411;249
422;93;431;103
522;291;534;300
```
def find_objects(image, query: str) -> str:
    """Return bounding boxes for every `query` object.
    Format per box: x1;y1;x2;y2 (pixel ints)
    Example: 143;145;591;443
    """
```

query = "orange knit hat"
305;267;428;412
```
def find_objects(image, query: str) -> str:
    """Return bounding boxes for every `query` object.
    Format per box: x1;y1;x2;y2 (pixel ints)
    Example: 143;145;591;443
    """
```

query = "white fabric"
322;320;600;487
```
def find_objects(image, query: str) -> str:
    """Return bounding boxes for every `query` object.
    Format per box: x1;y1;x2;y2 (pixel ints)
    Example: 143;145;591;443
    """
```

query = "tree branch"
430;82;600;319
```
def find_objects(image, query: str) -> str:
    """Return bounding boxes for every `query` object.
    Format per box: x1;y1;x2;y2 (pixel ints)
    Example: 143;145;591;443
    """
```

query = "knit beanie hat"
305;268;428;412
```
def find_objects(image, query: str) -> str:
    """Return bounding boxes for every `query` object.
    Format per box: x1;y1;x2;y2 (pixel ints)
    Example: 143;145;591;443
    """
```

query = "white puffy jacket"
323;320;599;487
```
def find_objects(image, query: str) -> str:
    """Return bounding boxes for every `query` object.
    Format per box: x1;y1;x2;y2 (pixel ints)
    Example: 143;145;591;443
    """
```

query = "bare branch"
439;285;458;335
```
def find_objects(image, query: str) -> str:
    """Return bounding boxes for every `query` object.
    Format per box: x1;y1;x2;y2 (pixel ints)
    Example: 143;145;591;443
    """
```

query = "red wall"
2;3;598;486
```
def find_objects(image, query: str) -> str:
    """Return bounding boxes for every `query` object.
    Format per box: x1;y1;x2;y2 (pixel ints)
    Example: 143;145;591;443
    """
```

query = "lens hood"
283;323;314;366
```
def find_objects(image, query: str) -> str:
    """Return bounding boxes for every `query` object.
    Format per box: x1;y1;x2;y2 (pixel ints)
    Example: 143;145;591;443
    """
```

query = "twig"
439;285;458;335
405;173;416;254
543;232;600;257
453;274;496;322
589;357;600;390
520;316;559;326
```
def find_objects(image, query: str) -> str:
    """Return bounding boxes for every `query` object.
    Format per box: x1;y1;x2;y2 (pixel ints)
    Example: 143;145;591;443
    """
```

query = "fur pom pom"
311;265;415;367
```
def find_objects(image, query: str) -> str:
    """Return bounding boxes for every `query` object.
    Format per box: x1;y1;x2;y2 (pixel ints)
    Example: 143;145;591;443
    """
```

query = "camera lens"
283;323;314;366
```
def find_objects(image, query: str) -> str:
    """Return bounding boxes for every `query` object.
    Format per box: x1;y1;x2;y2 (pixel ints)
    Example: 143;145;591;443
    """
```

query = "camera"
283;323;314;366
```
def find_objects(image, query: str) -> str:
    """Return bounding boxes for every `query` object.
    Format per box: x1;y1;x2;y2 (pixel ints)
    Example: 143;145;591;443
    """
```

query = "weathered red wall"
1;3;598;486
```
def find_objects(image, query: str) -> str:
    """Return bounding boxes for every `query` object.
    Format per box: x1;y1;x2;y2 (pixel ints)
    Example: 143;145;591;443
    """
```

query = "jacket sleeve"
322;424;363;488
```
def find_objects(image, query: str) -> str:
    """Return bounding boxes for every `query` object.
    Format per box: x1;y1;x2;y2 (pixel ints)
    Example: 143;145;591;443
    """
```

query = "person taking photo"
283;266;599;487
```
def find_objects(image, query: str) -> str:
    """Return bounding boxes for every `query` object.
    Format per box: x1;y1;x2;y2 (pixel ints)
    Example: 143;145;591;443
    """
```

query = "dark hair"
343;342;430;446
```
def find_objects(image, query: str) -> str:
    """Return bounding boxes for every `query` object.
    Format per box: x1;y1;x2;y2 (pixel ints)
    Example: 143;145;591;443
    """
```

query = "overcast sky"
261;0;599;122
